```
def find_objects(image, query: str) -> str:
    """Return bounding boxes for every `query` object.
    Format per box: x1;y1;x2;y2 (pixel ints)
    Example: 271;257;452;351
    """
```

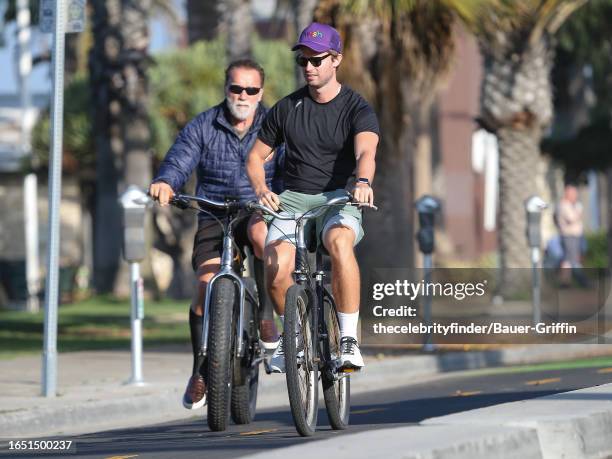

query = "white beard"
226;97;258;121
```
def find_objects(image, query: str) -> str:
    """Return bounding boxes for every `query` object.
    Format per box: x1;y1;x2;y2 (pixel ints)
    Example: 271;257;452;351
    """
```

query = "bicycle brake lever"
170;196;190;209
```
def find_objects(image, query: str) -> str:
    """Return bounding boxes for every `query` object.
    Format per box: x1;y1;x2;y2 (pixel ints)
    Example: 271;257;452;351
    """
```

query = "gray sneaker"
269;334;285;373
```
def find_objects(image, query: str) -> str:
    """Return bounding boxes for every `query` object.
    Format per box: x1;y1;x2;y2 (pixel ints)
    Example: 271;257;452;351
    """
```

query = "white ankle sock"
337;311;359;339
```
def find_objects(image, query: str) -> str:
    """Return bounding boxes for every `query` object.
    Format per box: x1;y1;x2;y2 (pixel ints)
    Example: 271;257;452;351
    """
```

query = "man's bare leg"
323;225;364;370
323;226;359;314
264;240;296;373
264;240;296;316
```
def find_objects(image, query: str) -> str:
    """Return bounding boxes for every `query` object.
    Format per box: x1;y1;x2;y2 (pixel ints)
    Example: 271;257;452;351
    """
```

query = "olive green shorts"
265;189;364;248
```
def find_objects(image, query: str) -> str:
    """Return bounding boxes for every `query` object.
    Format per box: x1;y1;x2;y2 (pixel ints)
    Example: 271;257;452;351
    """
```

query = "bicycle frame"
200;215;259;359
168;194;259;361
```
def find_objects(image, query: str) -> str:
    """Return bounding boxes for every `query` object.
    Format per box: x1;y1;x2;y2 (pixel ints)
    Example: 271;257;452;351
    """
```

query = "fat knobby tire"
207;277;236;431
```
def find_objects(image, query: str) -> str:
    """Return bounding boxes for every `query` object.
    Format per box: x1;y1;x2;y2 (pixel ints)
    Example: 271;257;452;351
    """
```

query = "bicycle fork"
199;234;258;362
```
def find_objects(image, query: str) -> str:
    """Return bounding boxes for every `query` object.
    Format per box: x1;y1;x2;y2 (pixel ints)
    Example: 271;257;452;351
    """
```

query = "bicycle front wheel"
206;277;236;432
284;284;318;437
322;295;350;429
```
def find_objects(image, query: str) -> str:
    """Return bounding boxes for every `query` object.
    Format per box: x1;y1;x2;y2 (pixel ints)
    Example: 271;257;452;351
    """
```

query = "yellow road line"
239;428;279;436
352;408;387;415
105;456;138;459
525;377;561;386
453;390;483;397
597;368;612;374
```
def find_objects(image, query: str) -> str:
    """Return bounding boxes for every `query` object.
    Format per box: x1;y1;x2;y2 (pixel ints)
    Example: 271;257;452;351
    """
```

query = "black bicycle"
169;194;264;431
249;192;376;436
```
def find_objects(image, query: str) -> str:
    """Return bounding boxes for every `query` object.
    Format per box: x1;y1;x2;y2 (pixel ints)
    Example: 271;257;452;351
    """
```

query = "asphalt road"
13;360;612;459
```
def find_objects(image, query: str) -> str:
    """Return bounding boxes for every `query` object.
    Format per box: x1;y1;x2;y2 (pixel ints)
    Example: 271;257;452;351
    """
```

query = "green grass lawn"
0;296;190;359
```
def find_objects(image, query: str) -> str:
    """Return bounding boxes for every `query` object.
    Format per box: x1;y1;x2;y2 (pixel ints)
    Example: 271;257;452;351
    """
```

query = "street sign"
39;0;54;33
66;0;86;33
39;0;86;34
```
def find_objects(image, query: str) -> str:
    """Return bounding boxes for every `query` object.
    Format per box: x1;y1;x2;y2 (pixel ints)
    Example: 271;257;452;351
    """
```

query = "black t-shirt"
258;85;380;194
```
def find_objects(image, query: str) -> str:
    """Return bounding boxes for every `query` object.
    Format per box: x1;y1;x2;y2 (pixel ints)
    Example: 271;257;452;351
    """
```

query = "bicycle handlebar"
169;193;243;211
247;193;378;221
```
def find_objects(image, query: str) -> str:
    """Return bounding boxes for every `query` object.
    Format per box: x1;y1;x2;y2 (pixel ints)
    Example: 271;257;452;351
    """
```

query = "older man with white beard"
150;59;284;411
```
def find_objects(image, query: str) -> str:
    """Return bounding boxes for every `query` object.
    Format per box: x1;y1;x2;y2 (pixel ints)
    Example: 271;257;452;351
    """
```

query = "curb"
2;344;612;438
242;383;612;459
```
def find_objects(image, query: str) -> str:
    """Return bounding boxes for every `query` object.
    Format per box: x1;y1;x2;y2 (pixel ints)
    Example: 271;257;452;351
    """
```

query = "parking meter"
119;185;150;385
525;196;547;250
524;196;547;326
415;195;441;351
120;186;149;263
415;195;441;255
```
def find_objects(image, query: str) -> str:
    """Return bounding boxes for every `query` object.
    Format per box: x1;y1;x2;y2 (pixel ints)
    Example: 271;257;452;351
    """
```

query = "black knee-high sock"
189;308;205;376
253;258;274;321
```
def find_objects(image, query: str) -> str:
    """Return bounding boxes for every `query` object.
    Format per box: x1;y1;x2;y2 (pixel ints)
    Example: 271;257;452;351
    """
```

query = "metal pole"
42;0;66;398
129;262;144;385
531;247;541;325
24;173;40;312
423;254;435;352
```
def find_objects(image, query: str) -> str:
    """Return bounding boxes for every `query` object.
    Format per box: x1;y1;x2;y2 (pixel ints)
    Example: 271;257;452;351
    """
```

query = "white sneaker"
338;336;364;371
269;334;286;373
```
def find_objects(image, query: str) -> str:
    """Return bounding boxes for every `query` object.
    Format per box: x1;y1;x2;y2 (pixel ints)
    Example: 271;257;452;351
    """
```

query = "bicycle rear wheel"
322;295;350;429
206;277;236;432
284;284;318;437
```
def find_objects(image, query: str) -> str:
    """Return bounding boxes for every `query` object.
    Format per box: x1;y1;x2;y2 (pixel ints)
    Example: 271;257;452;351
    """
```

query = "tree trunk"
90;0;152;294
152;204;196;299
608;167;612;270
497;125;540;269
186;0;221;44
64;34;80;84
479;37;554;294
225;0;253;61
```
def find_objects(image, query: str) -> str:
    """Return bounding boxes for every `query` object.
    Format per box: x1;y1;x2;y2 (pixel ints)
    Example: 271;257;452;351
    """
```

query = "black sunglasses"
228;85;261;96
295;53;331;68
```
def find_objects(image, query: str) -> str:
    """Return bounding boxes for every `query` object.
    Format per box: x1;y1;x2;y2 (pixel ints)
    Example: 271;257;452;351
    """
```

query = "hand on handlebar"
256;187;281;211
351;182;375;208
149;181;174;206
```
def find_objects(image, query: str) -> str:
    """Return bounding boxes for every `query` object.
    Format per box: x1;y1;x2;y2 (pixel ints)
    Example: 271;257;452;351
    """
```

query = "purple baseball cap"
292;22;342;54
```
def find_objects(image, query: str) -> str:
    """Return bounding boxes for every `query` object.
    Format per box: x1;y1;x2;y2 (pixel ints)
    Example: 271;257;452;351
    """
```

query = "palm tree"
89;0;153;294
315;0;473;273
455;0;586;289
186;0;222;44
225;0;254;60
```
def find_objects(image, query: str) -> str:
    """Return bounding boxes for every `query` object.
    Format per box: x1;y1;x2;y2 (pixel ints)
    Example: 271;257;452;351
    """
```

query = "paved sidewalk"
242;382;612;459
2;344;612;438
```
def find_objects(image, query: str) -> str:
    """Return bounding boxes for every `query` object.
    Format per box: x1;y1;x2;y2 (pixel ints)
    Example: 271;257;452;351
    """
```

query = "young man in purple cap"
247;22;380;372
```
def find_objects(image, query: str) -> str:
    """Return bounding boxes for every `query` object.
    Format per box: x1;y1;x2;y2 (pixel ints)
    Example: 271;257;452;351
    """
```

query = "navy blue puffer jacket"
153;102;284;216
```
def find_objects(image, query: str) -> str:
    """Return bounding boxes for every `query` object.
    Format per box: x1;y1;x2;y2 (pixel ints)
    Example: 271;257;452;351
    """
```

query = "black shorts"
191;216;252;271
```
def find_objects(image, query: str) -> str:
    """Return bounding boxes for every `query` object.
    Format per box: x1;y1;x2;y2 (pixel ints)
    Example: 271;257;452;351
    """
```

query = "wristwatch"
357;177;370;186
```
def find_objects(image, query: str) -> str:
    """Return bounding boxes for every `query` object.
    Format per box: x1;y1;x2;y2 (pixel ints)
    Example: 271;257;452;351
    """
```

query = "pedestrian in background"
556;183;587;286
